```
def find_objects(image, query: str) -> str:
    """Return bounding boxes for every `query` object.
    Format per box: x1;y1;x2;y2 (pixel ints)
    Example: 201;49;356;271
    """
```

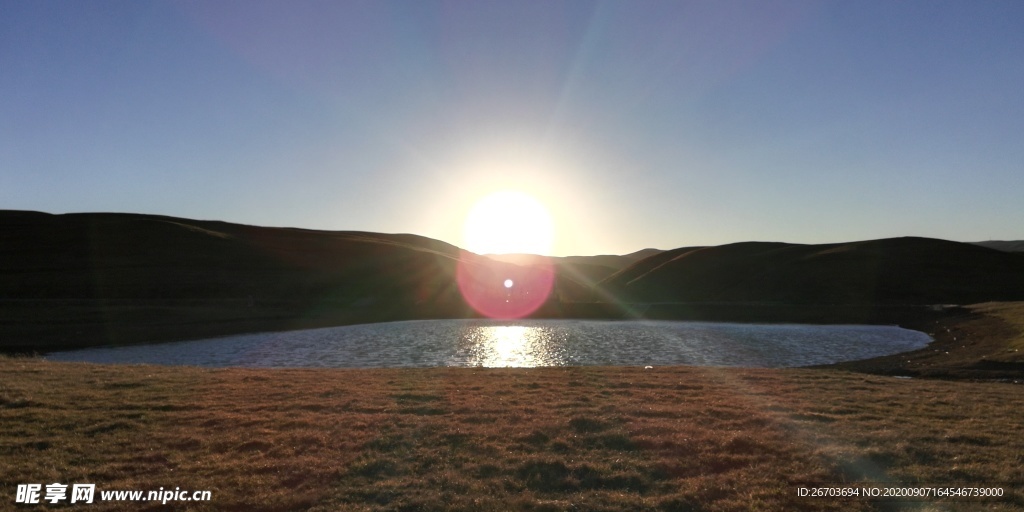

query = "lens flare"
456;257;554;319
457;190;557;318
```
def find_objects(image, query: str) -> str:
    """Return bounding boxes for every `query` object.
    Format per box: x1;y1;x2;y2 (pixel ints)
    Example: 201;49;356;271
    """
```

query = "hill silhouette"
487;250;664;292
1;210;464;304
599;237;1024;304
3;210;1024;352
972;240;1024;252
0;211;585;350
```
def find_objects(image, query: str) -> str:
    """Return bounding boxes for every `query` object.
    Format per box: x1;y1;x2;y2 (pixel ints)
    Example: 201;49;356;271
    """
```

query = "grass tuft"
568;416;610;433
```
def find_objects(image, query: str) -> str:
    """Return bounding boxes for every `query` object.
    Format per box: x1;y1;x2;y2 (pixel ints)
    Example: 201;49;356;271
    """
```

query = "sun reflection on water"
459;325;567;367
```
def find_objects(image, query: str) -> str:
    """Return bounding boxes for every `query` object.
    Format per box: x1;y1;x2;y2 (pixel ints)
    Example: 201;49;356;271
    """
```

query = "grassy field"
3;362;1022;511
3;304;1024;511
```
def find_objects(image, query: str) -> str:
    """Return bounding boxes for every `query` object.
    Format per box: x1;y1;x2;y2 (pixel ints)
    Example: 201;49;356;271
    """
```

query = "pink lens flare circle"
456;258;555;319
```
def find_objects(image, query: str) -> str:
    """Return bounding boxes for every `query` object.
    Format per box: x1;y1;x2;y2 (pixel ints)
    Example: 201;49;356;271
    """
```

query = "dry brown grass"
2;357;1022;511
972;302;1024;357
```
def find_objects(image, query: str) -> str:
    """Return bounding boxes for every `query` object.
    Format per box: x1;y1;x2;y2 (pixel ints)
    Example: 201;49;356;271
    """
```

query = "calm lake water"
46;319;931;368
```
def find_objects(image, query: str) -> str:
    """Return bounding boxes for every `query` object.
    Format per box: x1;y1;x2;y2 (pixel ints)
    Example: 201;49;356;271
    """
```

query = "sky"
3;0;1023;256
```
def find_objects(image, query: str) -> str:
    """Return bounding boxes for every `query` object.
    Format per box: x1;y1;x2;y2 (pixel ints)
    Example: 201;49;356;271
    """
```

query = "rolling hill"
487;248;666;290
599;237;1024;304
0;211;581;350
3;210;1023;351
0;210;465;305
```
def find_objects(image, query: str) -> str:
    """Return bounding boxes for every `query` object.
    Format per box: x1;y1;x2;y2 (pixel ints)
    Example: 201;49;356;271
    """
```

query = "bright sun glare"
463;190;555;255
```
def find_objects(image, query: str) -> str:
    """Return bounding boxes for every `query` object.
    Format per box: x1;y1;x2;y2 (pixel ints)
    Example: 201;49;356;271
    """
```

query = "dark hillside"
0;211;578;350
621;248;665;262
0;211;464;305
487;254;632;292
4;211;1022;351
606;237;1024;304
599;246;706;293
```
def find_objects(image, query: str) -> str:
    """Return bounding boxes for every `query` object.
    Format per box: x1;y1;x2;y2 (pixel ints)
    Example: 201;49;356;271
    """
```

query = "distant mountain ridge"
4;211;1022;307
487;249;666;287
971;240;1024;252
3;210;1024;351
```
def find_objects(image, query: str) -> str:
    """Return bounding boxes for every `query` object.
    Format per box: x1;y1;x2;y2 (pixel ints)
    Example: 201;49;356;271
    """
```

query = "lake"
46;319;932;368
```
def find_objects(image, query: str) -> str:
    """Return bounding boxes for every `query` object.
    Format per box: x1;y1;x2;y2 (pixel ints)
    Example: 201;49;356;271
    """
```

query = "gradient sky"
3;0;1022;256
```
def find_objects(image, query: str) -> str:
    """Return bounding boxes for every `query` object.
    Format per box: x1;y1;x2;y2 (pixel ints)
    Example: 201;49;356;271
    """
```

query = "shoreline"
6;301;1023;381
0;301;962;353
816;302;1024;381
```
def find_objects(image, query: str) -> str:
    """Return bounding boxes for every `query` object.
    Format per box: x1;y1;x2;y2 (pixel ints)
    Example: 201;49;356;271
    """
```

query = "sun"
463;190;555;255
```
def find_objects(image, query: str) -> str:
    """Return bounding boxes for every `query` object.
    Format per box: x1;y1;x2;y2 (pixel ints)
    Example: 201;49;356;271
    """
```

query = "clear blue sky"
3;0;1022;256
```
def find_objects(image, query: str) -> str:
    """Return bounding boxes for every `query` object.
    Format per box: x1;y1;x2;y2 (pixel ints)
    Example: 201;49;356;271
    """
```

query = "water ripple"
47;319;932;368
